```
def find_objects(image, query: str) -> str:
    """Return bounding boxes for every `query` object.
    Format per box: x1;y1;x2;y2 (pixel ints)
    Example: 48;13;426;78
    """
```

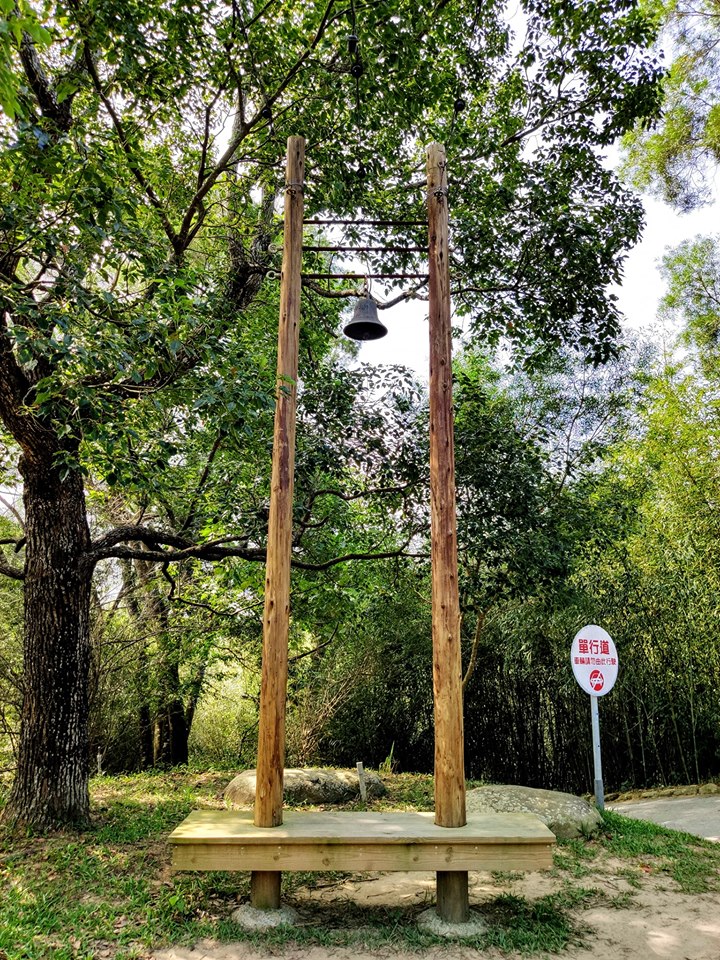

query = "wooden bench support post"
251;136;305;910
427;143;469;924
437;871;469;924
250;871;282;911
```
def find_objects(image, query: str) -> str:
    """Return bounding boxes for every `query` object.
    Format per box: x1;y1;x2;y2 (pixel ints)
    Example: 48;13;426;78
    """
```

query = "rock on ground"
224;767;387;807
466;784;602;839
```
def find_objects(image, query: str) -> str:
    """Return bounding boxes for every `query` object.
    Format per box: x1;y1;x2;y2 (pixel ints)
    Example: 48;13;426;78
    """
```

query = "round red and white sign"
570;625;618;697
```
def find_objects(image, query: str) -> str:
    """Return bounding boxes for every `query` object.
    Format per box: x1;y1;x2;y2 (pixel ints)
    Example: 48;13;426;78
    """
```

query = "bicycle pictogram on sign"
570;625;618;698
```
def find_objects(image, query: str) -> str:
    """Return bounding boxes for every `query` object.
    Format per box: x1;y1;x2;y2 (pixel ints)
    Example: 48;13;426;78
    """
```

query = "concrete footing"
417;906;487;938
230;903;299;930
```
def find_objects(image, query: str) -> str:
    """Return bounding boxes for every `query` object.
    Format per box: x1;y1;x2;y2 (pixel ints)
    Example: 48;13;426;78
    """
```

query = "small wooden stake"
356;761;367;801
251;135;305;909
427;142;469;923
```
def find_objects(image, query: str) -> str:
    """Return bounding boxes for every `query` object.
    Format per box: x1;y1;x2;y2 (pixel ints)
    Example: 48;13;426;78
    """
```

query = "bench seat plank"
170;810;555;873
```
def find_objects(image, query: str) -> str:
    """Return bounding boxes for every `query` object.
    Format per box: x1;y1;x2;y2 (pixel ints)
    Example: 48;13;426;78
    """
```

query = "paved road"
607;795;720;841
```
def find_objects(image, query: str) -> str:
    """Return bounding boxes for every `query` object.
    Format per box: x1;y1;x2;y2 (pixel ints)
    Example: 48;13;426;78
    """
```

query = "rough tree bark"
5;456;92;828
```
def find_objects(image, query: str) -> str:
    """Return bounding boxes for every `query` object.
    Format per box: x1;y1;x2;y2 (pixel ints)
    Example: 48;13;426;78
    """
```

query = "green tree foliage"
82;356;426;772
0;0;662;826
661;233;720;376
454;346;649;788
453;328;720;792
454;354;574;609
291;559;436;772
573;364;720;786
0;1;51;119
624;0;720;210
278;347;640;785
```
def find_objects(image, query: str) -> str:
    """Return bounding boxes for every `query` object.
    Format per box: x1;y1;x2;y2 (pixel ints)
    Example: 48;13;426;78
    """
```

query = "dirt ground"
154;863;720;960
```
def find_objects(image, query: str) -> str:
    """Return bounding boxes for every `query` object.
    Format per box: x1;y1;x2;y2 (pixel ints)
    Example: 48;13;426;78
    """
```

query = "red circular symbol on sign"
589;670;605;692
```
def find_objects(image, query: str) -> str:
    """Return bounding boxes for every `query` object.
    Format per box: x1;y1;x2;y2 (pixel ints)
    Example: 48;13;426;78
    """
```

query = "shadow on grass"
236;893;580;954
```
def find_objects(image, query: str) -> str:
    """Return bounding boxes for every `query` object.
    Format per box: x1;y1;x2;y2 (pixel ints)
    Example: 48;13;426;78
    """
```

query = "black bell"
343;298;388;341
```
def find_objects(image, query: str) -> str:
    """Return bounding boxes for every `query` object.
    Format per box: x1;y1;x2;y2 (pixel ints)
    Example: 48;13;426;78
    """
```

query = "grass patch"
0;770;244;960
617;867;644;889
482;893;579;953
600;809;720;893
339;771;436;812
491;869;523;885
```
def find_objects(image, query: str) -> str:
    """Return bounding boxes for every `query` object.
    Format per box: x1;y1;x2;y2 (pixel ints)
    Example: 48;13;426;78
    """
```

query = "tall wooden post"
427;142;469;923
251;136;305;910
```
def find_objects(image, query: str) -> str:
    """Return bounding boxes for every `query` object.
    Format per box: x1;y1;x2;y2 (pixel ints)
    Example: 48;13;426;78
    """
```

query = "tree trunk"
153;635;189;767
153;706;189;766
4;458;92;829
137;653;155;770
168;696;189;766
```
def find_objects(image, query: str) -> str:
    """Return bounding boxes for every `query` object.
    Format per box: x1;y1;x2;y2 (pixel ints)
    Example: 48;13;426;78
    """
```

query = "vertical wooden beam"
427;142;469;923
251;135;305;910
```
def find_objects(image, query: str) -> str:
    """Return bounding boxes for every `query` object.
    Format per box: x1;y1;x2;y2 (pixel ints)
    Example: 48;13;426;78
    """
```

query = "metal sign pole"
590;696;604;811
571;624;617;811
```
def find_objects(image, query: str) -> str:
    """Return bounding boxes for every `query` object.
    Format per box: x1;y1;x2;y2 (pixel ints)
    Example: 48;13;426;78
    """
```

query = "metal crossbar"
304;245;425;253
302;219;426;227
302;272;429;280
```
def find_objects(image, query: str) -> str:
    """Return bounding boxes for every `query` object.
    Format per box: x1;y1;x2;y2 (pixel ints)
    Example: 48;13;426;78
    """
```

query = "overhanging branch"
87;527;261;565
0;547;24;581
87;525;421;571
291;546;425;570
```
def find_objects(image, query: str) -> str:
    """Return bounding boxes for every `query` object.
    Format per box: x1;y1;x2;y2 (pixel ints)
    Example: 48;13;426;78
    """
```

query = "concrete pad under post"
418;905;486;939
232;902;298;930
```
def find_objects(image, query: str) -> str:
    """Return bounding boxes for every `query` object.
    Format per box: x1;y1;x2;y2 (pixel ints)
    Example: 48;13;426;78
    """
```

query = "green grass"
599;809;720;893
339;771;437;811
491;869;523;885
550;809;720;896
482;893;578;952
0;770;247;959
551;835;599;878
1;770;718;958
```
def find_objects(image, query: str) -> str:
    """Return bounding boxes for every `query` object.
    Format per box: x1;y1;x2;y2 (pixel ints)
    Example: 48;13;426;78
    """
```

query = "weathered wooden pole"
251;135;305;911
427;142;469;923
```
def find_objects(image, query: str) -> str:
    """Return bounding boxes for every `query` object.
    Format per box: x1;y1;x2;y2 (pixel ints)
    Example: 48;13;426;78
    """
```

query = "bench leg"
436;870;469;923
250;870;281;910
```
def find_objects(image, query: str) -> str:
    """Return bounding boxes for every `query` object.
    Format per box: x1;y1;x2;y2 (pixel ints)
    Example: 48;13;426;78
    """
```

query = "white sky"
613;195;718;332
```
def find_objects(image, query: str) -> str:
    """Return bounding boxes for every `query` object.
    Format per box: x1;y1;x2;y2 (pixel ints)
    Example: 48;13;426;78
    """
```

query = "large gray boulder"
224;767;387;808
466;784;603;839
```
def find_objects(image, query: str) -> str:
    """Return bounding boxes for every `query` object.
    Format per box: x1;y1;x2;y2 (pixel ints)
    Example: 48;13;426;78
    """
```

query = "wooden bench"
169;810;555;874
